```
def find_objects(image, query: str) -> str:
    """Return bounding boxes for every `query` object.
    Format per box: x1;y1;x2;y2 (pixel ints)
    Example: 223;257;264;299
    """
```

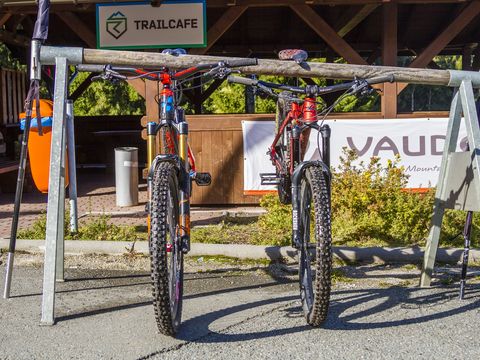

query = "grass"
17;213;140;241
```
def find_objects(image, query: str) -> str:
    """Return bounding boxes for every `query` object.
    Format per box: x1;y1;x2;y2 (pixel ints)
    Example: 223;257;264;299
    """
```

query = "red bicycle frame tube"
268;97;317;175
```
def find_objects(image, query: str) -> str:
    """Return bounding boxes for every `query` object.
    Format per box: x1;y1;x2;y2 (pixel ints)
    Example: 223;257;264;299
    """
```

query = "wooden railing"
0;68;27;127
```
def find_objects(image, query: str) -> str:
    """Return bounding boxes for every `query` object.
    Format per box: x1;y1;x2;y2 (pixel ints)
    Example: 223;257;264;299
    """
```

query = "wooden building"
0;0;479;203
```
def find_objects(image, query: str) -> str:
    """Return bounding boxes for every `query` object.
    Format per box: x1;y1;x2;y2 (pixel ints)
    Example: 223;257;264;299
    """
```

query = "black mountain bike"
229;58;394;325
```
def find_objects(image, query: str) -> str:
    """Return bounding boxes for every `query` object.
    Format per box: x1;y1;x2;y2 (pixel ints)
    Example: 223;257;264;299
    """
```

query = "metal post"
55;107;67;283
66;100;78;233
41;57;68;325
420;89;462;287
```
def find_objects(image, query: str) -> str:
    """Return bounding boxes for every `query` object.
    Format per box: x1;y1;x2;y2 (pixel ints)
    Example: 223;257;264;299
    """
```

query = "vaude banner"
242;118;468;193
96;1;206;49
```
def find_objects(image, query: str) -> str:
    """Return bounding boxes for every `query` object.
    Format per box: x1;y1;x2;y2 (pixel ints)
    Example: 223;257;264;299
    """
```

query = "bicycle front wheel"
298;166;332;326
149;161;183;336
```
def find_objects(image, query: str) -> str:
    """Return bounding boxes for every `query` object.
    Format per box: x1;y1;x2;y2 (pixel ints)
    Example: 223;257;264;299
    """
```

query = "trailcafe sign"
96;1;206;49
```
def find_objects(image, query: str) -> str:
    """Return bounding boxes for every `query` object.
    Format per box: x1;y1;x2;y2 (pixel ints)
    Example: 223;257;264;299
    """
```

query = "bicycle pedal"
260;173;281;185
194;172;212;186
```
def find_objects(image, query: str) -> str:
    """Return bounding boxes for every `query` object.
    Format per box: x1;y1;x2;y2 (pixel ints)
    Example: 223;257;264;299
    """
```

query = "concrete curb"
1;238;479;264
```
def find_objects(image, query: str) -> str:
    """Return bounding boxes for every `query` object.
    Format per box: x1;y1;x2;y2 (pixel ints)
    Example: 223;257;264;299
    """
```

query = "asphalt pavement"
1;254;479;360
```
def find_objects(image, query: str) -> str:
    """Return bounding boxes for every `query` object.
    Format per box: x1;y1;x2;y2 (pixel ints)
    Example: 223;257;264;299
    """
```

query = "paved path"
1;255;479;359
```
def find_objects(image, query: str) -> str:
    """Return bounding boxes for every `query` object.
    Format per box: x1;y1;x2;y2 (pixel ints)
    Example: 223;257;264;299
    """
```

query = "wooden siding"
187;114;273;205
0;68;26;126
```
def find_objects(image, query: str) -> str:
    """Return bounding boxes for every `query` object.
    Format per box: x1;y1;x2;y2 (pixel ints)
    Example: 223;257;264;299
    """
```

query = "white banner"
96;1;206;49
242;118;468;192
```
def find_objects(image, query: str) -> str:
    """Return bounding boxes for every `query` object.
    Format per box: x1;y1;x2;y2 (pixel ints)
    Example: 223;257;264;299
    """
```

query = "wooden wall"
187;114;273;205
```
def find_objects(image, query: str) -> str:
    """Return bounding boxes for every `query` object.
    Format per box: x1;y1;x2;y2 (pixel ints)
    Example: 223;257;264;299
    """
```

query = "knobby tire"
298;166;332;326
149;161;183;336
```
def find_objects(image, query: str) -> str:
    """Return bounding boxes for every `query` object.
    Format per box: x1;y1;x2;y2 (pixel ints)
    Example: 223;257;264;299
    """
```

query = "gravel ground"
1;253;479;360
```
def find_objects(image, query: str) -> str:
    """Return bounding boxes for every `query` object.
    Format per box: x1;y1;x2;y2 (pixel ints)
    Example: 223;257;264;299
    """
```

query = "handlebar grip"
224;58;258;67
227;75;258;86
77;64;105;73
366;74;395;85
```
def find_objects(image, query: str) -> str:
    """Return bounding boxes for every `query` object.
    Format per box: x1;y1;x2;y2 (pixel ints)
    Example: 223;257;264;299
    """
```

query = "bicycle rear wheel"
149;161;183;336
275;91;292;204
298;166;332;326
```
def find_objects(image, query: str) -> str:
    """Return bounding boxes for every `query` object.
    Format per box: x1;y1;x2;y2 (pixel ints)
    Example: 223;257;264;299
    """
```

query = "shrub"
258;148;477;248
330;148;435;246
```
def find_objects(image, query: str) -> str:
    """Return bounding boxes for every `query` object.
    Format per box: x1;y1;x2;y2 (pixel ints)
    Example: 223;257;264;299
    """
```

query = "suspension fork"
147;121;158;233
320;124;331;190
290;124;302;175
178;119;191;253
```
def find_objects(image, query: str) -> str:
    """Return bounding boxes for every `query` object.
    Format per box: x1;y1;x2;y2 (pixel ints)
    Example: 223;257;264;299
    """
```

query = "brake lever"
203;66;233;80
92;65;127;83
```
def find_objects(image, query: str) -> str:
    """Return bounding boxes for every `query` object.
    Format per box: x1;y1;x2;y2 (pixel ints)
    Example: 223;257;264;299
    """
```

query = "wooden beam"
0;1;474;8
56;11;96;48
397;1;480;93
290;4;367;65
69;72;95;101
189;5;248;56
127;79;146;98
337;4;379;38
0;13;12;28
84;48;453;86
145;80;159;122
381;2;398;118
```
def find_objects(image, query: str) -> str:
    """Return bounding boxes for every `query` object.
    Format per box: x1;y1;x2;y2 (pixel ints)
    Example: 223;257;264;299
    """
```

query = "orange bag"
20;100;69;193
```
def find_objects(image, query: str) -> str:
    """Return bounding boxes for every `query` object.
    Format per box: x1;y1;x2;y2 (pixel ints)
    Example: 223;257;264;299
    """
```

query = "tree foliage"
70;71;145;116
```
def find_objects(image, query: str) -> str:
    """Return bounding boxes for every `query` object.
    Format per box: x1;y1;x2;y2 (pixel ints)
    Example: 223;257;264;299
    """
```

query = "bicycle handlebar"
227;74;395;96
77;59;258;82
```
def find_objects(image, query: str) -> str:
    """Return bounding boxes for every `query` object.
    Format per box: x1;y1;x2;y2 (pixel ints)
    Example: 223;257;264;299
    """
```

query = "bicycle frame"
269;95;332;249
269;97;330;174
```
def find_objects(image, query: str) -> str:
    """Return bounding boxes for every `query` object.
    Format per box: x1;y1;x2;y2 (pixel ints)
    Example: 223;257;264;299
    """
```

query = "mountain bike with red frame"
80;53;257;335
228;51;394;325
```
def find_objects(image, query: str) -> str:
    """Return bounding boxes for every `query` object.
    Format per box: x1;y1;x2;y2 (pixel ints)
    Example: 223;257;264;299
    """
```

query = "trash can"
20;99;69;193
115;147;138;207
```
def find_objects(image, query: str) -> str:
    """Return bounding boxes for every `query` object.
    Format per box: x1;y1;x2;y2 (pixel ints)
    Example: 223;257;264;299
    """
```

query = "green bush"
330;149;434;246
258;148;479;247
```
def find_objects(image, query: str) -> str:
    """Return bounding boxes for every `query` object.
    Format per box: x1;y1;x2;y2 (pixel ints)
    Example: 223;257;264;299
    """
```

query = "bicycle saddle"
278;49;308;64
162;48;187;56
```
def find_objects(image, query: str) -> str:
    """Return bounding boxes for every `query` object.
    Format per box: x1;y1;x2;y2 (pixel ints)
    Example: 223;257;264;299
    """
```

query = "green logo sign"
106;12;127;39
